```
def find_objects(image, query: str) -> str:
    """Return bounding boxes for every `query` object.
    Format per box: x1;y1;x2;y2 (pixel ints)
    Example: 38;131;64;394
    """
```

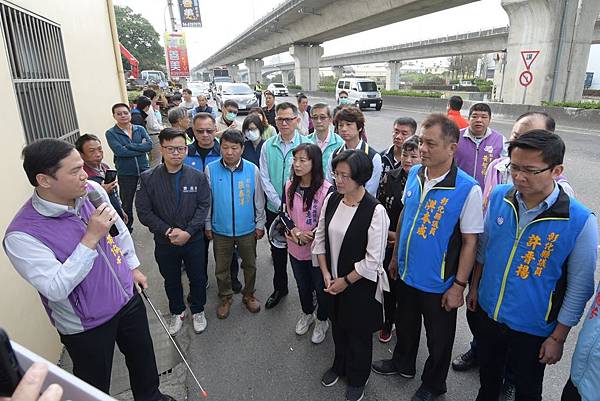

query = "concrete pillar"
332;66;344;79
501;0;600;104
289;44;323;91
386;61;402;90
281;70;289;86
245;58;264;85
227;65;239;82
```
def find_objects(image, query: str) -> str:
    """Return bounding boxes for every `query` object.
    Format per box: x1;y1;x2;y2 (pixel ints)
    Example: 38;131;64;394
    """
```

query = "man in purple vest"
3;139;173;401
454;103;506;188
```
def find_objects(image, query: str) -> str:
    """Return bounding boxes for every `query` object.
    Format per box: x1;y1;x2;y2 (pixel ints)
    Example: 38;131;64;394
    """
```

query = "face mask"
339;98;349;105
225;112;237;121
246;129;260;142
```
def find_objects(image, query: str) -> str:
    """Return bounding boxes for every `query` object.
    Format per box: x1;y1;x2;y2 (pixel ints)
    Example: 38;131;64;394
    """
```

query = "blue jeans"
155;238;207;315
289;255;328;321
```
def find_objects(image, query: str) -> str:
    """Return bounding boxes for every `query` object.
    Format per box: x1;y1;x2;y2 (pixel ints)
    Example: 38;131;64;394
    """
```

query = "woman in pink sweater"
284;143;333;344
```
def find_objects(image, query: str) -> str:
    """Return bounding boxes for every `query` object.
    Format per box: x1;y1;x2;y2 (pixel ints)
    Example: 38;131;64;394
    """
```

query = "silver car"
215;83;258;113
186;81;212;100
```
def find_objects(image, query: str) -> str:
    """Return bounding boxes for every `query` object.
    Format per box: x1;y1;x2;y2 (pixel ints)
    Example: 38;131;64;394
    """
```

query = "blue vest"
478;184;591;337
397;164;477;293
207;159;257;237
184;141;221;172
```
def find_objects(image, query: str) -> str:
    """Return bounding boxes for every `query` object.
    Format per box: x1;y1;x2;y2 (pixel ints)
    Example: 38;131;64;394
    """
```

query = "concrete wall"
0;0;123;361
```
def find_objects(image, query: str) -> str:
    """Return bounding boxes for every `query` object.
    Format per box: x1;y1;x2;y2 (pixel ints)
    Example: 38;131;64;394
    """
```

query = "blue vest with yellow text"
397;164;477;293
478;184;591;337
207;159;257;237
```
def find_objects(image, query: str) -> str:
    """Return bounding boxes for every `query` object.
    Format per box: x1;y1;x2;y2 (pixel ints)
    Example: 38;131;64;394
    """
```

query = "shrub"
542;101;600;109
382;90;443;98
288;84;302;90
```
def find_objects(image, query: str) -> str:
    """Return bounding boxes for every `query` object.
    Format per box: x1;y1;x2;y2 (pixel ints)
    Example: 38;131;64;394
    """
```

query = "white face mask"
246;129;260;142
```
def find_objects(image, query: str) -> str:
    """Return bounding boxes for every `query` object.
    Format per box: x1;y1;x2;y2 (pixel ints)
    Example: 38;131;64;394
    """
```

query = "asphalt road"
127;94;600;401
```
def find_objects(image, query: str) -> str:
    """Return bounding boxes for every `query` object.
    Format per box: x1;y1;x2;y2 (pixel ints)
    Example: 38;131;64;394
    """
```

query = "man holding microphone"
3;139;173;401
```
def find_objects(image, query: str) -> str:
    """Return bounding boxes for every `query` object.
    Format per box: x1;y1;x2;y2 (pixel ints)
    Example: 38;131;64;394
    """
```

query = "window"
343;81;350;90
337;81;344;89
1;2;79;144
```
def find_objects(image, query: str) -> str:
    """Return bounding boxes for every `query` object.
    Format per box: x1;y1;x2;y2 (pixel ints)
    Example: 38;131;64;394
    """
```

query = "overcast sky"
114;0;510;67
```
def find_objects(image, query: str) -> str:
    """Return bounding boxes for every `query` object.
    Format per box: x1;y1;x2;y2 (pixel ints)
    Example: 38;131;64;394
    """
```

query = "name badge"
406;190;412;198
183;186;198;193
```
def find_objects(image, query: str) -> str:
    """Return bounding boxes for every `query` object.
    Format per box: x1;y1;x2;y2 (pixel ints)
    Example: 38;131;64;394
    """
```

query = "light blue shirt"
478;184;598;328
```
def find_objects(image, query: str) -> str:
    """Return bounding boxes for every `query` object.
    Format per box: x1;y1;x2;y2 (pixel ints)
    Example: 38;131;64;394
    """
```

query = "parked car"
214;83;258;113
267;83;288;96
335;78;383;111
186;81;212;99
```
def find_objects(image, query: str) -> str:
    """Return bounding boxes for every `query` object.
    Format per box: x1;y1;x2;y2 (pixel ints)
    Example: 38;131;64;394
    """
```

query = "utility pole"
167;0;177;32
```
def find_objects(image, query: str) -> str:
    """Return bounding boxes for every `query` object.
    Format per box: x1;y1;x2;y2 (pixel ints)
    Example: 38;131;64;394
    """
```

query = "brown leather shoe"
242;294;261;313
216;297;233;319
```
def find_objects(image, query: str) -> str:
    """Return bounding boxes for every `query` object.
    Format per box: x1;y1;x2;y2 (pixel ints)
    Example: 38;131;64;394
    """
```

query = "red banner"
164;32;190;78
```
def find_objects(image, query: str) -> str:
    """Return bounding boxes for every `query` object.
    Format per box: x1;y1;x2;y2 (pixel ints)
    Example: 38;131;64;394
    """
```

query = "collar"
274;131;299;146
343;139;364;151
448;110;462;117
220;158;243;172
515;183;560;212
32;189;86;218
505;183;570;219
463;127;492;141
417;162;457;189
189;139;220;156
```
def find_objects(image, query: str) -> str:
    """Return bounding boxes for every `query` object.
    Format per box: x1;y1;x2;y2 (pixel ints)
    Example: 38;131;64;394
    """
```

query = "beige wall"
0;0;123;361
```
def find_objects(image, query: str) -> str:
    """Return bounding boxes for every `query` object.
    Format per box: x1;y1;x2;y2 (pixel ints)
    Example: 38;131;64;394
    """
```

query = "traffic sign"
519;70;533;87
521;50;540;70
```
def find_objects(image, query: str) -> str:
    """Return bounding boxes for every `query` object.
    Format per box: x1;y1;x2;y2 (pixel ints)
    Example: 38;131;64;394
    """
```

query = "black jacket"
130;108;148;128
136;164;210;244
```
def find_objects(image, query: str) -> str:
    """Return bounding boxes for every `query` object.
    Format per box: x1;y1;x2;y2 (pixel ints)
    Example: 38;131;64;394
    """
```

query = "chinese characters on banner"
178;0;202;28
164;32;190;78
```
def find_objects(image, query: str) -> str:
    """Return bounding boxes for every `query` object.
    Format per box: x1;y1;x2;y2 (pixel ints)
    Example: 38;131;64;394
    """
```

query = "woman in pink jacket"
285;143;333;344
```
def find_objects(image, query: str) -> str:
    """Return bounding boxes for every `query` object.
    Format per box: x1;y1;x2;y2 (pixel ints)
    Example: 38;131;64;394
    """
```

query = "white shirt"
325;140;383;197
312;194;390;303
3;181;138;303
403;168;484;234
298;110;310;135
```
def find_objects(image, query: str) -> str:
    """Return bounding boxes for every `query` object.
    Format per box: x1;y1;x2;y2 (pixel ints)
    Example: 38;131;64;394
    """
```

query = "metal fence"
1;2;79;144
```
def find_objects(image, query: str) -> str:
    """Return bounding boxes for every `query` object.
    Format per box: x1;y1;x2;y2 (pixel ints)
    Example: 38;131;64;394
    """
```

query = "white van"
335;78;383;111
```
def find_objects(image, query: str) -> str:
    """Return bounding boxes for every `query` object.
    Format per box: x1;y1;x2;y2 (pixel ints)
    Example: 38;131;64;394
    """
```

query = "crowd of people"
3;86;599;401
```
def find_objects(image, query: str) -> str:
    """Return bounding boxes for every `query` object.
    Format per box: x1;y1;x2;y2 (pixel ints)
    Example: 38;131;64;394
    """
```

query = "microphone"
87;189;120;237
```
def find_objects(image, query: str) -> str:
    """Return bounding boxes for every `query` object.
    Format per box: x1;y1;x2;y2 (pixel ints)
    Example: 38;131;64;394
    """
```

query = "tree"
114;6;165;73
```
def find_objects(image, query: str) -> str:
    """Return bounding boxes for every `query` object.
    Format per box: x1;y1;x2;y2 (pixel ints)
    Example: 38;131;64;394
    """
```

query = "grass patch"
382;90;443;98
542;101;600;109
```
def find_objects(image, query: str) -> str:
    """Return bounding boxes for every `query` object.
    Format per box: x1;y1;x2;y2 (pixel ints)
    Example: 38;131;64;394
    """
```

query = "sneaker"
192;312;207;333
451;347;478;371
216;297;233;319
371;359;414;378
168;311;185;335
501;380;516;401
295;313;315;335
242;294;261;313
321;369;339;387
311;320;329;344
345;385;365;401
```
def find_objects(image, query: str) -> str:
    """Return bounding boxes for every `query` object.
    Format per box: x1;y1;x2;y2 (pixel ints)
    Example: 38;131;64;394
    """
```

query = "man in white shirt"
297;93;310;135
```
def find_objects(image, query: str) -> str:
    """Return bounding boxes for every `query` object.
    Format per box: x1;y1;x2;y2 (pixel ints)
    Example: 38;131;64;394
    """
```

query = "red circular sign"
519;70;533;87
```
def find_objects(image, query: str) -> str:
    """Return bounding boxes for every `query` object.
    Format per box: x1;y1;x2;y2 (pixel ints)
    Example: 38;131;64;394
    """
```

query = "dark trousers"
331;319;373;387
203;234;239;282
266;209;289;292
382;245;397;331
475;308;546;401
155;239;207;315
392;279;457;394
60;294;161;401
255;91;262;107
118;175;139;232
561;378;582;401
289;255;328;321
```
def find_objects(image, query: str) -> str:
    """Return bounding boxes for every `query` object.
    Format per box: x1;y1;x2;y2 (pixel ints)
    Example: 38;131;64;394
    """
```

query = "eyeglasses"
311;115;330;121
114;111;130;116
194;128;215;135
275;117;296;125
507;162;554;176
332;172;352;182
161;145;187;154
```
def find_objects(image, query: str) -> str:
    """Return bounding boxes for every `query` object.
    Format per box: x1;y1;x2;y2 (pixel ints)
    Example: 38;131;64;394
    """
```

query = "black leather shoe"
160;394;177;401
372;359;414;378
232;279;243;294
411;386;437;401
451;347;478;371
265;290;288;309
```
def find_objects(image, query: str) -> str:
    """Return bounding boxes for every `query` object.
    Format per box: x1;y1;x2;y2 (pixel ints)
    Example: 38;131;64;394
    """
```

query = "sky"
114;0;510;67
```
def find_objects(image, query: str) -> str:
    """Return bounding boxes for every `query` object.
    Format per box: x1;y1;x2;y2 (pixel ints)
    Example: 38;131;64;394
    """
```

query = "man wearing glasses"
306;103;343;175
259;102;312;309
136;128;211;335
467;130;597;401
184;112;243;294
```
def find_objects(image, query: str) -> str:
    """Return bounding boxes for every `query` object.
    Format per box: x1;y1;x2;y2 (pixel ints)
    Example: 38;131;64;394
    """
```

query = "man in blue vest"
372;114;483;401
184;112;242;293
204;129;266;319
467;130;597;401
259;102;312;309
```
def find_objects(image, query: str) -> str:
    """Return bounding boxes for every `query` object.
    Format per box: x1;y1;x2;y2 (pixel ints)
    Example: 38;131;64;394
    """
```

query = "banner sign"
164;32;190;78
178;0;202;28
